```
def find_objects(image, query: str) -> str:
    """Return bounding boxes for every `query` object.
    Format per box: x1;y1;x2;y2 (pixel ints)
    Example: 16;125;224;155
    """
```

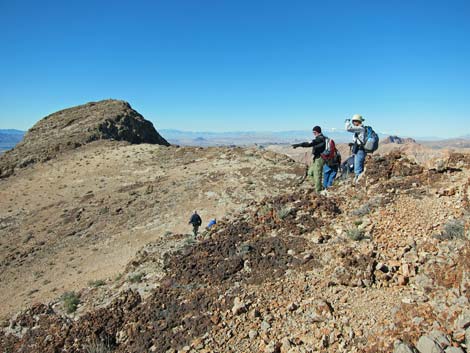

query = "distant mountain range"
2;128;469;150
160;128;363;146
0;129;25;152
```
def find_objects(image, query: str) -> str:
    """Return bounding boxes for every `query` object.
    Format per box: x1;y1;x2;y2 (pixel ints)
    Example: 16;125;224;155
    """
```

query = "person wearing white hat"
345;114;367;183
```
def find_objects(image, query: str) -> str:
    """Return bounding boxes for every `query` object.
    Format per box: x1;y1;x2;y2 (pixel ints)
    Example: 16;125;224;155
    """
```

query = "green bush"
277;206;292;220
128;273;144;284
346;228;365;241
62;291;80;314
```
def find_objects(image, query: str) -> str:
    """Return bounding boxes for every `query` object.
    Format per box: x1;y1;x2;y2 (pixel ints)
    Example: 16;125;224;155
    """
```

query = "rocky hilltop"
0;99;169;178
382;136;417;145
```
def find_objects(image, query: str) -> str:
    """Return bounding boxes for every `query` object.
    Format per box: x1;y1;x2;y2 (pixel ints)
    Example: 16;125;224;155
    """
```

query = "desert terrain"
1;100;470;353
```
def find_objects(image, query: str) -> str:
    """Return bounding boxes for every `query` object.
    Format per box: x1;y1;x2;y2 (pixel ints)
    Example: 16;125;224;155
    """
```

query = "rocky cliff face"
0;99;169;178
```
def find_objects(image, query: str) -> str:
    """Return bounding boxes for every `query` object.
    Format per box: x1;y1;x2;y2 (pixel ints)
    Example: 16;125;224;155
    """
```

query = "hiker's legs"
307;164;315;183
313;158;324;192
354;150;366;176
325;167;337;188
193;225;199;237
323;164;329;189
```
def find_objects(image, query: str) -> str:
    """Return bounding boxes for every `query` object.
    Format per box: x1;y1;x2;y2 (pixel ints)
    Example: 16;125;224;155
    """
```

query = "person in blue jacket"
206;218;217;230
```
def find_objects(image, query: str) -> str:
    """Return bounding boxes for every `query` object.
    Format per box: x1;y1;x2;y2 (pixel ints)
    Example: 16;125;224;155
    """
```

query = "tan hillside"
0;140;304;322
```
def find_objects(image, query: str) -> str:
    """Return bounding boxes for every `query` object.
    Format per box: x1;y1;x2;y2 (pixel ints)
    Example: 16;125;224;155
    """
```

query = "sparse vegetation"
84;337;112;353
62;291;80;314
258;204;272;217
434;219;466;240
277;206;292;220
128;272;144;284
88;279;106;288
351;196;383;217
184;237;197;246
347;228;366;241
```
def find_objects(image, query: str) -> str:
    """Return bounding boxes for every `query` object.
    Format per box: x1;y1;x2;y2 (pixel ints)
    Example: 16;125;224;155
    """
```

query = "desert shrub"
351;204;371;217
128;272;144;283
62;291;80;313
84;338;112;353
351;197;383;217
277;206;292;220
347;228;365;241
435;220;465;240
88;279;105;288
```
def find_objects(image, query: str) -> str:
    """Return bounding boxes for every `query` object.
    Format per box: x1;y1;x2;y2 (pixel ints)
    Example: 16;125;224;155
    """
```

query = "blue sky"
1;0;469;138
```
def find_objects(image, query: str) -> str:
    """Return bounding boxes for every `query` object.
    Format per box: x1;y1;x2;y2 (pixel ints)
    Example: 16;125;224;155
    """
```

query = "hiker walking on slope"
292;126;326;192
345;114;367;183
189;210;202;237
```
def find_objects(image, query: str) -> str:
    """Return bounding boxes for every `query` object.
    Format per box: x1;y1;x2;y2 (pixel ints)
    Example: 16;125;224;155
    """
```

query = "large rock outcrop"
382;135;417;144
0;99;169;178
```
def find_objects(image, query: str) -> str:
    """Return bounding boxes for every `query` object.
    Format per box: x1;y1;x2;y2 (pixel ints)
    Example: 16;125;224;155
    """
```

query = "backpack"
340;155;354;179
326;149;341;167
359;126;379;153
321;137;337;160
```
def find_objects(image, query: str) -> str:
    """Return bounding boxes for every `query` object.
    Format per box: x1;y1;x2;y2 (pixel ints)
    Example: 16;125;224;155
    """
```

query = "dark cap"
312;126;322;133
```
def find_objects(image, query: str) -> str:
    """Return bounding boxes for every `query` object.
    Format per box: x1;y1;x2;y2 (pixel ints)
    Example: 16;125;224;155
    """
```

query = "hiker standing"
292;126;326;192
345;114;367;183
323;149;341;189
189;210;202;237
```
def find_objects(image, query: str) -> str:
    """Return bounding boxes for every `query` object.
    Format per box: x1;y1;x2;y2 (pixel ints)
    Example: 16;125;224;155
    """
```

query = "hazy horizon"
2;126;469;142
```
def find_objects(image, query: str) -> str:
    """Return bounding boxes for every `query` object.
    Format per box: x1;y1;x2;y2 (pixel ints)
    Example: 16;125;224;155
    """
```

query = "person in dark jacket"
189;210;202;237
292;126;326;192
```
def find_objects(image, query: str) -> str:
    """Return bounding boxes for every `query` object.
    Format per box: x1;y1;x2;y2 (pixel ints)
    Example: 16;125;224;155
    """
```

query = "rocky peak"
0;99;169;178
382;135;417;144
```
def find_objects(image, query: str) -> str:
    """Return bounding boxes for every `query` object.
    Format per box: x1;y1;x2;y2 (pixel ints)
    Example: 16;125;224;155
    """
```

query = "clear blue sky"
1;0;469;138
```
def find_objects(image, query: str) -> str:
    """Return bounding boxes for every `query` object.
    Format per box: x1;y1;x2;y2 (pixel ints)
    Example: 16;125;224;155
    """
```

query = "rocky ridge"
0;99;169;178
1;150;469;353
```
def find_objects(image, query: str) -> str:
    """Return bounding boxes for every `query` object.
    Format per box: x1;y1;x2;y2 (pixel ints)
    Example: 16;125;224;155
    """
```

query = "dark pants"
192;225;199;237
